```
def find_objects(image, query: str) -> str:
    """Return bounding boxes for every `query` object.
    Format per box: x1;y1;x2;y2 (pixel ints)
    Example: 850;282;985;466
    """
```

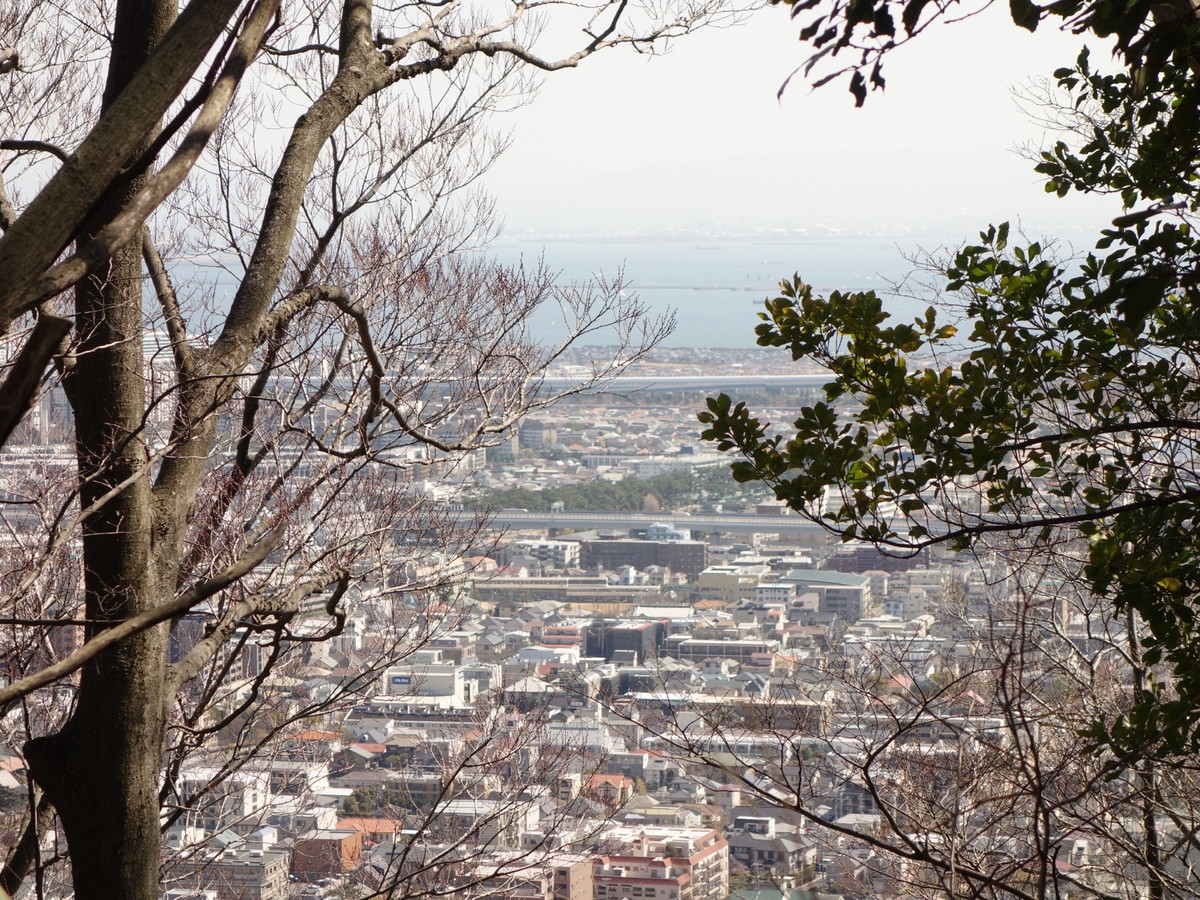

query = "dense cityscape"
3;0;1198;898
0;350;1175;900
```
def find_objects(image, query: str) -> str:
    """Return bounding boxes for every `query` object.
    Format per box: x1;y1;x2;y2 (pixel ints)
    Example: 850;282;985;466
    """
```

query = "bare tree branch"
0;312;71;449
0;0;248;333
0;529;283;710
0;790;53;898
0;139;68;163
24;0;280;310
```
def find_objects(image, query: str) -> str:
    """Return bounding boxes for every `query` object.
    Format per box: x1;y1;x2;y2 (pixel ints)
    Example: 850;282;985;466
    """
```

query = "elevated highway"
538;373;829;395
477;508;833;538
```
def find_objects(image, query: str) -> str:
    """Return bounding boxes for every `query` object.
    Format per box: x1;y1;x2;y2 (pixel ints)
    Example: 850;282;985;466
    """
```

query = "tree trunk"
25;3;177;899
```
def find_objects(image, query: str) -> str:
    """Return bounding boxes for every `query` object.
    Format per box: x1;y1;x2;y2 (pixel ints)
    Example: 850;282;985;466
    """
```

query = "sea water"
168;234;964;349
489;235;960;348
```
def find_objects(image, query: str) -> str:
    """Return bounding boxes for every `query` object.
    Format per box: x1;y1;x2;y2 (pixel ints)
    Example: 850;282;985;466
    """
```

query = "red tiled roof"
337;817;402;834
292;730;340;741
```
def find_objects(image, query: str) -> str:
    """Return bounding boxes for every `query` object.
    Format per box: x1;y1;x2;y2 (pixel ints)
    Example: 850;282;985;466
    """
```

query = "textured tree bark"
0;0;244;331
0;0;697;894
24;3;177;899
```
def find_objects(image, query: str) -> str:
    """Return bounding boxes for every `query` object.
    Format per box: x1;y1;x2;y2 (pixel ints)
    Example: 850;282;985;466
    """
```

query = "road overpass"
475;509;835;538
538;373;830;395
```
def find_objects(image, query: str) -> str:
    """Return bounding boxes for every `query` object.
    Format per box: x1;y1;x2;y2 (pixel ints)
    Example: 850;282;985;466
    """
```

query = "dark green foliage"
706;3;1200;766
343;785;427;814
0;785;25;812
781;0;1200;108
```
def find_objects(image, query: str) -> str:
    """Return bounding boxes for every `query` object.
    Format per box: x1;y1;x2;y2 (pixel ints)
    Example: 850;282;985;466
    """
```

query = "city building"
508;539;582;570
579;539;708;579
674;638;774;664
643;522;692;542
726;816;819;880
470;852;594;900
696;566;763;604
177;848;292;900
593;825;729;900
292;829;363;880
585;619;663;663
781;569;874;621
822;542;931;574
755;582;798;605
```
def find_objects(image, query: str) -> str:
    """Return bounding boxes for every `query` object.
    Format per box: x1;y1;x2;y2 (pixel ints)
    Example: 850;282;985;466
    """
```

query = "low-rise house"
336;816;403;845
587;773;635;808
726;816;819;881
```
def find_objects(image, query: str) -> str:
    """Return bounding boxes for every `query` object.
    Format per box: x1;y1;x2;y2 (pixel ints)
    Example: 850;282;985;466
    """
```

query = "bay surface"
489;235;957;348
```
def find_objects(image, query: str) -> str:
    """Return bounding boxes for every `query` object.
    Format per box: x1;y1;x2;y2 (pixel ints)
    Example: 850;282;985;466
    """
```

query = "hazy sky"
484;5;1123;237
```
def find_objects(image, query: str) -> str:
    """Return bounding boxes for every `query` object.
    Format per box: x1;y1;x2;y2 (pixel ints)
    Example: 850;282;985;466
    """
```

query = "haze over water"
492;235;953;348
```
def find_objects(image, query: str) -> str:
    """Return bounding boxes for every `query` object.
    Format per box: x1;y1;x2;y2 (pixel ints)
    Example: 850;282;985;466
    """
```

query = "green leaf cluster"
781;0;1200;109
712;3;1200;766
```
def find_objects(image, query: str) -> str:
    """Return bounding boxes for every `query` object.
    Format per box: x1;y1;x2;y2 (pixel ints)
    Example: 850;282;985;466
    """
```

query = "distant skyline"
485;5;1124;238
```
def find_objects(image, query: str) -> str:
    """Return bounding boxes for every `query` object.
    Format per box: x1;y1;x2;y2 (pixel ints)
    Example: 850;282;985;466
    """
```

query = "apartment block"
508;539;581;570
696;566;762;604
580;539;708;579
177;848;291;900
593;826;728;900
781;569;874;622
